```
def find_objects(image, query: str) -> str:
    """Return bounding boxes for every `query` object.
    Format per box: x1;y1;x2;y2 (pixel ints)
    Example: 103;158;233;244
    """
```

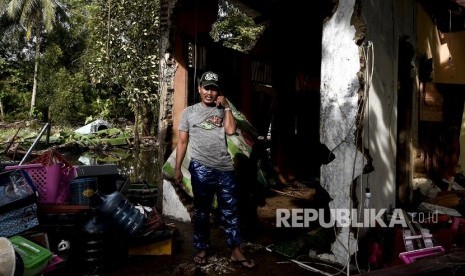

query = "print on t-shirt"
195;115;223;130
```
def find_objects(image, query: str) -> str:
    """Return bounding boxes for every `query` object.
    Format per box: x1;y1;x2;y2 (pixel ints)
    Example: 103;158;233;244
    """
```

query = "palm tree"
0;0;68;116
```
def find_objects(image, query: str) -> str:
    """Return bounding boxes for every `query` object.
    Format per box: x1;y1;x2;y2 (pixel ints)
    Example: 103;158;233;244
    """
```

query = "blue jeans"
189;159;242;250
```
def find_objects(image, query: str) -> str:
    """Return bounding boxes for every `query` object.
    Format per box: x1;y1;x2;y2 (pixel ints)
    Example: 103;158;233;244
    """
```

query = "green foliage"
0;54;33;120
88;95;133;121
210;1;264;53
37;44;64;116
1;0;66;41
44;68;88;124
1;0;160;125
1;0;70;117
85;0;160;109
35;18;93;124
0;14;34;120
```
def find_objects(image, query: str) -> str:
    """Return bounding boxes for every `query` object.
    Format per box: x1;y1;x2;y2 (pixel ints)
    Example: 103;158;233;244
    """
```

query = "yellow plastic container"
9;236;52;276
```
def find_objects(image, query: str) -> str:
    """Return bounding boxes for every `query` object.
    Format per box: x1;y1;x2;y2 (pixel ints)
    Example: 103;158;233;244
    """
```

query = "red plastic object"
29;150;75;204
399;245;445;264
5;164;62;203
5;150;75;204
43;254;64;274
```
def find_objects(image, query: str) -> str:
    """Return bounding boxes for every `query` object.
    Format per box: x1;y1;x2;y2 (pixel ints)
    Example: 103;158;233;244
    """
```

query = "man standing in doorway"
174;71;255;268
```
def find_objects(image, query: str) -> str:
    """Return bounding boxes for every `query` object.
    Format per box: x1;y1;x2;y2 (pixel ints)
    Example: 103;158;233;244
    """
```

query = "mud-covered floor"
101;190;340;276
42;183;465;276
99;185;465;276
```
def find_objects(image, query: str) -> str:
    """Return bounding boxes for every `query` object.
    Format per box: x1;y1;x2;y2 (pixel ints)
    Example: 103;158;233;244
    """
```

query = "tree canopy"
0;0;263;131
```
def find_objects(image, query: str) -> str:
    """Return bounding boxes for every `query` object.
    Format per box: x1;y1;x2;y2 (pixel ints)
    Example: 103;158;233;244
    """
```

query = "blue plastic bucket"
69;178;97;205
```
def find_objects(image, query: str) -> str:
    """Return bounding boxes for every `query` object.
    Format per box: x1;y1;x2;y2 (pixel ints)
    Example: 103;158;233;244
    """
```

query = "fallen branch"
3;127;21;155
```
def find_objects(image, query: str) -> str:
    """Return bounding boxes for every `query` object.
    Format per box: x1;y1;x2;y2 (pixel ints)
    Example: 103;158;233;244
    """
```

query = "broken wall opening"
396;37;415;209
414;82;465;204
179;0;331;183
269;1;328;184
162;0;347;265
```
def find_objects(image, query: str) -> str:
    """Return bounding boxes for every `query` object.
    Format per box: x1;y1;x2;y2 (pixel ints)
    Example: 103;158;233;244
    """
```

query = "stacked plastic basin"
9;236;52;276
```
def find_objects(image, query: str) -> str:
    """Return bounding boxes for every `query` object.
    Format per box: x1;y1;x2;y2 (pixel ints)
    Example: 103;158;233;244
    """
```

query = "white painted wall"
162;179;191;222
319;0;415;265
319;0;362;265
360;0;415;212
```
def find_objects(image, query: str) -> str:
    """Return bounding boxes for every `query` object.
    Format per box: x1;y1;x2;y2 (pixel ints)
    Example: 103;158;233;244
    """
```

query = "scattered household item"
128;206;172;256
128;231;173;256
418;202;462;217
6;164;61;204
124;182;157;207
81;210;111;275
95;191;146;236
399;210;445;264
442;178;465;191
412;177;441;198
6;149;75;204
0;161;19;173
43;255;64;274
29;149;75;204
424;191;465;215
57;240;71;252
132;206;167;238
128;206;171;255
0;237;22;276
74;164;119;178
9;235;52;276
399;245;445;264
74;164;120;194
74;119;111;134
0;170;39;237
69;177;97;205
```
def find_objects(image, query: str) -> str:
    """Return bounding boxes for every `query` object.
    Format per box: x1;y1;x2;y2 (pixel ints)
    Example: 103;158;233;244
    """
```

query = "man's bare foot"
193;250;207;265
230;246;255;268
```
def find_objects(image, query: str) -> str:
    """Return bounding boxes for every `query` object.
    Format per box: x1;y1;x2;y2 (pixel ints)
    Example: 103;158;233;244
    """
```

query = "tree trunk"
134;103;140;150
30;33;40;117
0;98;4;121
142;102;154;136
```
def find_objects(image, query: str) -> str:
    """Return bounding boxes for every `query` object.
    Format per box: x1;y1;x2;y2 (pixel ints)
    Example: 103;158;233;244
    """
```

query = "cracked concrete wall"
319;0;363;264
319;0;415;265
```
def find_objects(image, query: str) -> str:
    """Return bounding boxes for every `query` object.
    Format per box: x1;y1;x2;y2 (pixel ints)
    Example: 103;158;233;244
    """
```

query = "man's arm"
174;130;189;185
216;96;236;135
223;107;236;135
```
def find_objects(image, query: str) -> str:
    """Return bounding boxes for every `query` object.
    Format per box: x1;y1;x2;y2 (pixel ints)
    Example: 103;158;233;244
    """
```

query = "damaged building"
157;0;465;269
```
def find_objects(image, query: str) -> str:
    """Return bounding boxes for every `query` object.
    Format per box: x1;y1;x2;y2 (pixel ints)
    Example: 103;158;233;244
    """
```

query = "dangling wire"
364;41;374;209
353;40;374;274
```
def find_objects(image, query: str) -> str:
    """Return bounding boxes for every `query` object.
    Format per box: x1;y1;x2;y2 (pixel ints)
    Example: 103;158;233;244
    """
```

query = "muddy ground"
102;191;344;276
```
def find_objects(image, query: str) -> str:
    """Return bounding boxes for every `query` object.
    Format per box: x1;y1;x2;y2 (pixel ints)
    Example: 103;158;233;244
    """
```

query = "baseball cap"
200;71;220;88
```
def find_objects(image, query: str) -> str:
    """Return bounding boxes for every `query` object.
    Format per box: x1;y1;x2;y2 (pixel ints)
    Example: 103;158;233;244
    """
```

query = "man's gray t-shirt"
178;102;234;171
